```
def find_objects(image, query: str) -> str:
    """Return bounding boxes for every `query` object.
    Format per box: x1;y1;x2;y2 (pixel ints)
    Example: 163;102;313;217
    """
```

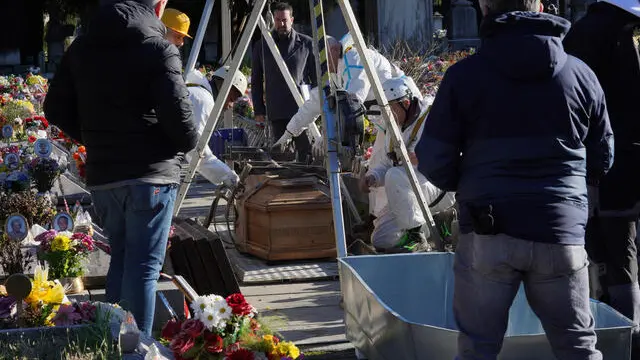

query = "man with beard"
251;2;316;161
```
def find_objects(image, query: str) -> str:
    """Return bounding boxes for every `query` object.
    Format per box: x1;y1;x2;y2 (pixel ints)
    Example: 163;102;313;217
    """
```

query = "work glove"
312;137;325;159
272;130;293;152
221;172;240;188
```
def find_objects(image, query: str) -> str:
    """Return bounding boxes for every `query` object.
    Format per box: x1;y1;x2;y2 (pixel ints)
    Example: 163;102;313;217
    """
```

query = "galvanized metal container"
339;253;633;360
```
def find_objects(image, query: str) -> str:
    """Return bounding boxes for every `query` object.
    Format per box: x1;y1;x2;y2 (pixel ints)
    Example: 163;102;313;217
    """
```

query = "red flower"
161;318;183;341
226;293;252;316
181;318;204;338
204;332;225;354
28;136;36;143
226;348;255;360
170;332;195;355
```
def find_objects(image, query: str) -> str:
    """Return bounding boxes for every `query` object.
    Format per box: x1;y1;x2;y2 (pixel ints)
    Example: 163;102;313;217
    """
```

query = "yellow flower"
51;235;71;251
25;265;66;306
262;335;277;352
26;75;47;86
275;342;300;359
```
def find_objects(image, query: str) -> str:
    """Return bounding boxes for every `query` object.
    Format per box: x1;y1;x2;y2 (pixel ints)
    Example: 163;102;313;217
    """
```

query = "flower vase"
59;277;85;295
34;172;56;193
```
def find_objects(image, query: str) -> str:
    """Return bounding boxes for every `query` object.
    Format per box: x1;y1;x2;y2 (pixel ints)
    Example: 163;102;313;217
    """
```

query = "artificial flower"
226;293;253;316
200;308;219;331
204;332;225;354
170;332;195;356
225;348;255;360
181;318;204;338
50;234;71;251
51;304;82;326
275;342;300;359
161;318;183;341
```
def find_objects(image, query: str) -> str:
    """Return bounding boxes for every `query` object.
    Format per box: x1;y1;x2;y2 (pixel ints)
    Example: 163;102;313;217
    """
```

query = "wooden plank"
241;281;341;296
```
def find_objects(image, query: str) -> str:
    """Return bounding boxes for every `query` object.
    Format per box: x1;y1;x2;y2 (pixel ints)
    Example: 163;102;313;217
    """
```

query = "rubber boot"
386;226;429;253
608;283;640;359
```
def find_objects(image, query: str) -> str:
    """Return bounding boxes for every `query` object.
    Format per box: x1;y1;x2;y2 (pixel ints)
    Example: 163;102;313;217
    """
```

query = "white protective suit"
368;98;456;249
184;70;238;186
285;39;420;218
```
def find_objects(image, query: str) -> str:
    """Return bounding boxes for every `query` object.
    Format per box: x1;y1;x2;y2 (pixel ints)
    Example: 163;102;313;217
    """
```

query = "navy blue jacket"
564;3;640;211
416;12;614;245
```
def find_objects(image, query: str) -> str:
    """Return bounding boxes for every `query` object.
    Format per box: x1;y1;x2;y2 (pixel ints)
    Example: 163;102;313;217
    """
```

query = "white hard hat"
340;33;354;50
212;66;248;95
600;0;640;17
383;77;414;103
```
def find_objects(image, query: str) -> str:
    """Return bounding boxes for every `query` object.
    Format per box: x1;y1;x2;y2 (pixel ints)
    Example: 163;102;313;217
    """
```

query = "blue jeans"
454;233;602;360
92;184;177;336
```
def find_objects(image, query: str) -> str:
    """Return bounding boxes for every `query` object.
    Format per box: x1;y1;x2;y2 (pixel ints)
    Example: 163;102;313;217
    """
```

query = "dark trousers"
270;118;311;162
586;212;640;357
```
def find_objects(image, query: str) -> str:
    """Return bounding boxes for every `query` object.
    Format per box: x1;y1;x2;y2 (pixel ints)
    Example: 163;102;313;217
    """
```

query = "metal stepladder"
172;0;443;257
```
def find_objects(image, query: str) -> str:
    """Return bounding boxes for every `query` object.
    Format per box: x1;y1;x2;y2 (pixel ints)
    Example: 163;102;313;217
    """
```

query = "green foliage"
38;250;84;279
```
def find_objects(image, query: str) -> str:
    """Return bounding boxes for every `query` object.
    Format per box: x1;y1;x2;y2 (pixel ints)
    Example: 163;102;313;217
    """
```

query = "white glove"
272;131;293;152
312;137;325;159
221;172;239;188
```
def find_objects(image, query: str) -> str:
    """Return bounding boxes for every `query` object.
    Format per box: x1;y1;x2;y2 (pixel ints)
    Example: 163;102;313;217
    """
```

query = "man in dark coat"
44;0;197;335
416;0;614;357
251;2;316;161
564;0;640;355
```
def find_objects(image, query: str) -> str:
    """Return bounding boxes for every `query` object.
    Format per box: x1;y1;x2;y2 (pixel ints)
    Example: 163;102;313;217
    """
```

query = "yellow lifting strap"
387;105;431;154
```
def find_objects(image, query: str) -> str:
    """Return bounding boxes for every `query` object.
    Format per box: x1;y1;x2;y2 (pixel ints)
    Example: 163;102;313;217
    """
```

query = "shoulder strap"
388;106;431;153
186;83;212;95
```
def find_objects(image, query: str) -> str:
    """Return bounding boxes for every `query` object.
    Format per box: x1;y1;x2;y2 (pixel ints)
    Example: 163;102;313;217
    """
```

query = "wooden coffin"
242;176;337;261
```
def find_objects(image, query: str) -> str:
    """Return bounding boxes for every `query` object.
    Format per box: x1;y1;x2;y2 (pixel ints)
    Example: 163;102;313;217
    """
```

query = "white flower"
200;308;219;331
191;296;211;316
214;300;232;325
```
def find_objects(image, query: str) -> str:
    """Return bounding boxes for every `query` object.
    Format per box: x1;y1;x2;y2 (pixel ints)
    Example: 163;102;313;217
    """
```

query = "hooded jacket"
416;12;614;245
564;2;640;211
44;1;198;187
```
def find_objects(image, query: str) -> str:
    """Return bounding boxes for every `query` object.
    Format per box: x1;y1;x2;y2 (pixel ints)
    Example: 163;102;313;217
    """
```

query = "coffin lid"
244;176;331;210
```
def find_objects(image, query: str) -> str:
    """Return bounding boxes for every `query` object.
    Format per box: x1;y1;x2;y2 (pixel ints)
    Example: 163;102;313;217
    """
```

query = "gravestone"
448;0;481;50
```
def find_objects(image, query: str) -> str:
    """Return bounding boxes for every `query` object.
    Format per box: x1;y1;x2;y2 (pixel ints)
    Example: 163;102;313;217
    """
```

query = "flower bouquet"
160;293;302;360
26;157;61;193
34;230;95;280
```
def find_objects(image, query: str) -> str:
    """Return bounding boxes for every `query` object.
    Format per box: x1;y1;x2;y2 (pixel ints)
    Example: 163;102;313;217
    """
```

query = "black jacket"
251;29;317;121
417;12;614;245
564;2;640;211
44;1;198;187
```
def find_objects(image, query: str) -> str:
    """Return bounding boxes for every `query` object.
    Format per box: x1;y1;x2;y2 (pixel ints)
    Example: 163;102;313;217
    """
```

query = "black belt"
429;191;447;208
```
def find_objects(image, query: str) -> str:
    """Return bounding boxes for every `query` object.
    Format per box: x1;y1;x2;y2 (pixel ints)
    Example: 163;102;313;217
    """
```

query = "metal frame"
335;0;443;249
184;0;215;77
174;0;441;249
174;0;269;216
308;0;349;258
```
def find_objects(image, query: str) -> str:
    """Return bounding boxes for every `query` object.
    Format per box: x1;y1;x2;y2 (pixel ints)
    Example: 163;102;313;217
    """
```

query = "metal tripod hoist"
172;0;443;257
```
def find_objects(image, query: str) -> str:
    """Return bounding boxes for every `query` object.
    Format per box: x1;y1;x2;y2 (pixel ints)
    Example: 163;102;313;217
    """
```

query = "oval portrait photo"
2;125;14;139
53;212;74;233
4;153;19;170
34;138;52;158
5;214;28;241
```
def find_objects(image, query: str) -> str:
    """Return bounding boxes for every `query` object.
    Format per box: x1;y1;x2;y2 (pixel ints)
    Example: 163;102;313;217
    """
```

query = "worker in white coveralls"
162;9;240;187
182;67;243;187
361;77;455;252
273;33;422;230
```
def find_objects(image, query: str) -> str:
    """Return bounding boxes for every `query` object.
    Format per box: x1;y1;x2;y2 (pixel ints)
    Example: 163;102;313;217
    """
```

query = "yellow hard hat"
161;8;192;38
